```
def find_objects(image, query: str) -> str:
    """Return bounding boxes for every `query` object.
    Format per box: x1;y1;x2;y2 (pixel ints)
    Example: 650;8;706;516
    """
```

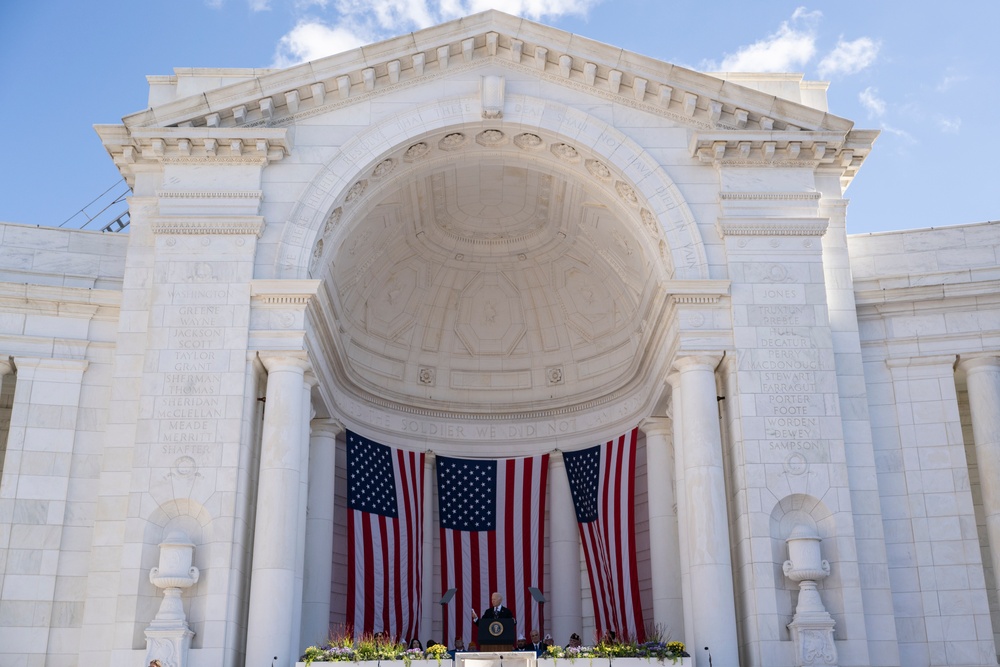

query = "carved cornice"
250;279;322;306
115;12;853;144
719;192;822;201
157;190;263;200
96;126;290;185
690;129;877;189
150;216;265;236
717;218;829;237
664;279;731;305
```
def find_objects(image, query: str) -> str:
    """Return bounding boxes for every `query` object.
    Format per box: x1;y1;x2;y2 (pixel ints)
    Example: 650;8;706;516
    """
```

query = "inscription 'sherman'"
158;296;228;457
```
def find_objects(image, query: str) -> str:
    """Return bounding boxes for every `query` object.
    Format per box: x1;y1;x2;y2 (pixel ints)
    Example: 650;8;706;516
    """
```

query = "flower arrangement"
425;643;450;664
541;637;688;665
302;633;689;666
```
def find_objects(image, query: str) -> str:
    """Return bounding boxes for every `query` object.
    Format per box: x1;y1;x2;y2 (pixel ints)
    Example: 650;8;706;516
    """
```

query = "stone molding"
150;216;265;237
717;217;829;237
719;192;823;201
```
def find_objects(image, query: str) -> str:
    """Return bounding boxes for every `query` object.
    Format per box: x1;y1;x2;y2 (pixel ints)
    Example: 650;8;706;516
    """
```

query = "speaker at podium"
478;617;516;652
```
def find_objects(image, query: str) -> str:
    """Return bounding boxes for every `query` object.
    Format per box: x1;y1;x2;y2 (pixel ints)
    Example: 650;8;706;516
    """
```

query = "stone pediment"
99;10;872;187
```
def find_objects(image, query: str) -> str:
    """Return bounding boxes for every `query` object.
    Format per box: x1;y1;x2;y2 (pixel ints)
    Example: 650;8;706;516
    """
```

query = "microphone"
272;657;278;667
704;646;712;667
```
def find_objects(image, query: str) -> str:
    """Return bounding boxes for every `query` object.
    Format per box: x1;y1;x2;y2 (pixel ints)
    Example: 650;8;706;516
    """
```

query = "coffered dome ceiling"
315;127;673;415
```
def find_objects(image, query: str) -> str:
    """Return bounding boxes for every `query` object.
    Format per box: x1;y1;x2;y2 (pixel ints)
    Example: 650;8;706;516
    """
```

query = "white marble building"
1;10;998;667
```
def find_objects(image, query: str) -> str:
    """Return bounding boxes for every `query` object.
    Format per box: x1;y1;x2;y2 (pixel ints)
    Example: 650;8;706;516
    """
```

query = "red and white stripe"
440;454;548;647
578;428;645;641
347;448;424;640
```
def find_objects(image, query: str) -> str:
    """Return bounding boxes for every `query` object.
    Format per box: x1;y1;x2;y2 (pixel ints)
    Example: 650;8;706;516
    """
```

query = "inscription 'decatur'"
747;295;824;454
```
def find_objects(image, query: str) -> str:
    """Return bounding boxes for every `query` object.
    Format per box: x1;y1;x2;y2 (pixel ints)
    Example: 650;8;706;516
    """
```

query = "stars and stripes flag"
346;431;425;640
563;428;646;641
436;453;548;646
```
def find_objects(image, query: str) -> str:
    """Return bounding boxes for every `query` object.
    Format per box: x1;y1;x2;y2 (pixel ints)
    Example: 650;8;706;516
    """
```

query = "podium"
477;617;516;652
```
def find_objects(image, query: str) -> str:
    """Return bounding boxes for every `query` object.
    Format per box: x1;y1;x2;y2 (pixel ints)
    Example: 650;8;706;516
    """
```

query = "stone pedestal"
145;531;200;667
784;526;837;667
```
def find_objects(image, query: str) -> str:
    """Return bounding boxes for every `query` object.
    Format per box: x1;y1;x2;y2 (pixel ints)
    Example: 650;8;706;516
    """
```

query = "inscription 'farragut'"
747;291;825;456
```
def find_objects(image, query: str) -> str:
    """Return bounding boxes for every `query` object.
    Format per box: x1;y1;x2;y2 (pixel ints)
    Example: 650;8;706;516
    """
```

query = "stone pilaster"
0;357;89;666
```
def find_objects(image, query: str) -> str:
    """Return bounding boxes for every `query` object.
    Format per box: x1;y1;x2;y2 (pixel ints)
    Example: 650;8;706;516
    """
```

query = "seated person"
408;638;423;652
529;630;544;655
566;633;582;649
448;636;466;659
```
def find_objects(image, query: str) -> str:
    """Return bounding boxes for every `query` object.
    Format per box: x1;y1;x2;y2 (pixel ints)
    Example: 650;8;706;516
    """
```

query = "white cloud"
935;70;968;93
937;116;962;134
879;122;915;144
706;7;821;72
250;0;272;10
817;36;879;78
272;19;375;67
271;0;599;67
859;86;885;118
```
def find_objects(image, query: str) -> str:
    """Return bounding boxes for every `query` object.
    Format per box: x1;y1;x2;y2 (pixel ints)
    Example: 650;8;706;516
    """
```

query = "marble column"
666;372;695;655
421;452;435;643
301;420;343;650
246;352;311;667
290;374;318;661
549;452;583;645
961;356;1000;607
641;418;684;640
672;355;738;667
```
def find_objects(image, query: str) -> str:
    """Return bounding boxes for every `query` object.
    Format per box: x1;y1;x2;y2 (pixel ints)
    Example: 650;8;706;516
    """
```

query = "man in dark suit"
471;591;514;625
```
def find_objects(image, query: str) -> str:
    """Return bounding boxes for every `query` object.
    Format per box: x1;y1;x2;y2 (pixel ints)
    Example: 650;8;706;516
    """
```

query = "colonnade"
236;351;749;667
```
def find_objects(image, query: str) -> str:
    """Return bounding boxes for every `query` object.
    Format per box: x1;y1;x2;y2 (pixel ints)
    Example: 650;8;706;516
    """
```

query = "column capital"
671;352;723;375
258;351;311;374
958;355;1000;373
310;419;344;438
640;417;672;438
9;356;90;377
0;357;13;377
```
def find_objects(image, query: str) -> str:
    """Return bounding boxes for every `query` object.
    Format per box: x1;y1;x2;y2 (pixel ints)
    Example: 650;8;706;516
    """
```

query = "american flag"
563;428;645;641
346;431;424;640
436;454;548;647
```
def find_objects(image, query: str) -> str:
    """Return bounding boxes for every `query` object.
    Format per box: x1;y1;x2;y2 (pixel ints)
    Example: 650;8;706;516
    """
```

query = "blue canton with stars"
563;445;601;523
436;456;497;531
347;431;398;517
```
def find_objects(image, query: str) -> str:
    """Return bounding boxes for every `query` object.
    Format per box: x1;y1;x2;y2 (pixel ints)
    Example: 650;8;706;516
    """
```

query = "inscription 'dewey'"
747;298;824;455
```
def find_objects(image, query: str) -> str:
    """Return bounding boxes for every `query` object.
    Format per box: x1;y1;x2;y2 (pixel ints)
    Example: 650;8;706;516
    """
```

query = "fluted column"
549;452;583;645
301;420;343;650
641;418;684;640
421;452;435;642
961;356;1000;605
673;355;738;667
246;353;311;667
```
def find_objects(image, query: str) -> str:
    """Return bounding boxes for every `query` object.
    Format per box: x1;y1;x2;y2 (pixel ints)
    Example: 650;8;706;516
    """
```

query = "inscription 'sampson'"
746;295;825;456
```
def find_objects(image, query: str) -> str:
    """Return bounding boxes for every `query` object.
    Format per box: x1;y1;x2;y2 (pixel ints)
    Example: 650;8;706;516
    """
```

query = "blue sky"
1;1;995;235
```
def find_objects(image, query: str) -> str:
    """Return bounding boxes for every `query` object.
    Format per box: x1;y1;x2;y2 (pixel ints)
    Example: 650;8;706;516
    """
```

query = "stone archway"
273;93;710;449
